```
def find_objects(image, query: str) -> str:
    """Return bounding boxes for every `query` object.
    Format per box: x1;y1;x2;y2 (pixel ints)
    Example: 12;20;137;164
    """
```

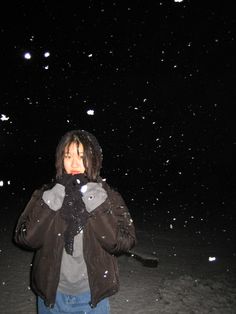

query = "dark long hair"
55;130;103;181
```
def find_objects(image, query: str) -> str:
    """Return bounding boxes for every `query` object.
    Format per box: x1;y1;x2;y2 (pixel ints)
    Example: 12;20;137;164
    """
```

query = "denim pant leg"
90;296;110;314
38;297;56;314
37;290;110;314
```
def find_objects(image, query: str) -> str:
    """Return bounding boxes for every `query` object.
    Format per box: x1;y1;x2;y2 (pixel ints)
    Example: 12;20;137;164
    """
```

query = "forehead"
65;142;84;153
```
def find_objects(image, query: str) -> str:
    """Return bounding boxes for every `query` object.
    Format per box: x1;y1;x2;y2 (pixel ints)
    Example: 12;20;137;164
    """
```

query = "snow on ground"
110;229;236;313
0;195;235;313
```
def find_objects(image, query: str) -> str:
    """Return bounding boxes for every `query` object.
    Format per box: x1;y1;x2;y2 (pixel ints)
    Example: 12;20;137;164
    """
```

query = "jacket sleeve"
14;189;57;250
88;183;136;254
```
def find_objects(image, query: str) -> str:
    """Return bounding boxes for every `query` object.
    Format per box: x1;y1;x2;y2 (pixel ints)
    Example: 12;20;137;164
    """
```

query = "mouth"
71;171;81;175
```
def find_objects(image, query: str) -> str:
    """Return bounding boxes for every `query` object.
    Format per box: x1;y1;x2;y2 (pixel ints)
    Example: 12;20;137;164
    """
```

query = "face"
63;142;85;175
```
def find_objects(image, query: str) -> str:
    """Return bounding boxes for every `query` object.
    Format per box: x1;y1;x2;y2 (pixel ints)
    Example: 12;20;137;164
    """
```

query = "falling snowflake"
0;114;9;121
44;52;50;58
208;257;216;262
24;52;32;60
87;109;94;115
81;185;88;193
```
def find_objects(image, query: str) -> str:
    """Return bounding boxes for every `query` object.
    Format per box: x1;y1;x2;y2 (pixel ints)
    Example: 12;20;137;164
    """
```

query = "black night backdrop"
0;1;235;313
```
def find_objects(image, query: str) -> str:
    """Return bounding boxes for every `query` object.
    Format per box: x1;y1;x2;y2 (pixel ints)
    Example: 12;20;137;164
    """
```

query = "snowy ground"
0;193;235;314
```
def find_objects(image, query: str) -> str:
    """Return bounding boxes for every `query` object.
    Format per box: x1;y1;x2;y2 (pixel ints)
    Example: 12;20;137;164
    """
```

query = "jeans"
37;290;110;314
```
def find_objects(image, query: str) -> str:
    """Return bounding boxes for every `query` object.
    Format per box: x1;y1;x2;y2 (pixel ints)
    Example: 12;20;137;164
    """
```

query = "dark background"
0;1;235;234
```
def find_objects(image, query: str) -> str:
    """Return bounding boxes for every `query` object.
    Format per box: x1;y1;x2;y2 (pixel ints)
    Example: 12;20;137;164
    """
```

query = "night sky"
1;1;235;233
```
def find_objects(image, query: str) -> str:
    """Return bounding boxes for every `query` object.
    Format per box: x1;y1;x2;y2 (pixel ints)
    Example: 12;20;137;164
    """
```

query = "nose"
71;157;81;168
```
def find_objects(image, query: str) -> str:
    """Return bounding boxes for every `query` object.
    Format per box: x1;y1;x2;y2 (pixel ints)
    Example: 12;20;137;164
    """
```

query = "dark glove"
58;173;88;217
57;173;88;189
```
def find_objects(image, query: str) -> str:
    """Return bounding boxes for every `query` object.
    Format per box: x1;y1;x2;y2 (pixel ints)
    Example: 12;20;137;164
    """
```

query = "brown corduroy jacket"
14;180;136;308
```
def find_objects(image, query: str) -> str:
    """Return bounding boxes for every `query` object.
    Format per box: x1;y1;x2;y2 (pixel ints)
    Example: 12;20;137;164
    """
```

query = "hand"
59;173;88;215
57;173;88;187
57;173;88;199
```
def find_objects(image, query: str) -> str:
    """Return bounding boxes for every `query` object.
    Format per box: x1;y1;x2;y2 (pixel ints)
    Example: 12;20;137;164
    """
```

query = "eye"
88;195;94;200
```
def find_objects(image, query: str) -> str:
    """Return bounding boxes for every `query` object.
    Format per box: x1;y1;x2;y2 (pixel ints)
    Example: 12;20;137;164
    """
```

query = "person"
14;129;136;314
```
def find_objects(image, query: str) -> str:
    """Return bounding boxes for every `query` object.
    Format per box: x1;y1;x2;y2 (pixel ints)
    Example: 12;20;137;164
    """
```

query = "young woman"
14;129;136;314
